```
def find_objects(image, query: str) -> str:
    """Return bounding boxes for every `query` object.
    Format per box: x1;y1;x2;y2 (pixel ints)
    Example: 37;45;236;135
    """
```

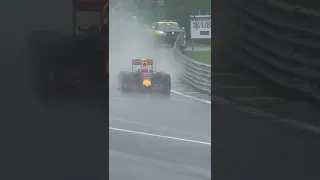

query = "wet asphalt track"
109;34;212;179
108;9;212;177
109;90;211;180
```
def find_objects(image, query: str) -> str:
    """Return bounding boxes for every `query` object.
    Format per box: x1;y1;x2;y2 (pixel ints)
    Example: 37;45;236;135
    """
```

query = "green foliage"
165;0;211;14
132;8;159;25
184;51;211;64
164;0;211;37
127;0;211;30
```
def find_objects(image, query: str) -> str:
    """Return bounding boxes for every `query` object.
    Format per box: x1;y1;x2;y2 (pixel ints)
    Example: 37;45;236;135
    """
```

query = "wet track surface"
109;36;211;179
110;92;211;142
109;8;213;178
109;90;211;180
108;14;212;180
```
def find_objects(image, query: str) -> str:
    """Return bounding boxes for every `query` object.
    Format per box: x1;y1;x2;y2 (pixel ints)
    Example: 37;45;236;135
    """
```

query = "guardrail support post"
191;39;195;52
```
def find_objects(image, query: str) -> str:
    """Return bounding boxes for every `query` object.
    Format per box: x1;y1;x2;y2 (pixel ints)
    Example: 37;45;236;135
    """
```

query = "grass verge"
183;51;211;64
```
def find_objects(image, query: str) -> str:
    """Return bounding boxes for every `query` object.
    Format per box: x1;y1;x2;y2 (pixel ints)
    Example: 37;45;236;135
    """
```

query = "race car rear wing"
132;59;153;65
132;59;153;72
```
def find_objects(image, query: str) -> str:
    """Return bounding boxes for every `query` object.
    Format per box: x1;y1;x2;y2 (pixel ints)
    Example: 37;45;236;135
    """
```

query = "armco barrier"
173;32;211;94
227;0;320;100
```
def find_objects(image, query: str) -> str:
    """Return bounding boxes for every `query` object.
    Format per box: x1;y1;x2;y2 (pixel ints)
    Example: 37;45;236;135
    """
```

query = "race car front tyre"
161;74;171;94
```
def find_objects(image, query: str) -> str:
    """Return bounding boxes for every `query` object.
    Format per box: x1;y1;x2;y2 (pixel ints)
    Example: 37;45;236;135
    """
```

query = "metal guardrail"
173;32;211;94
227;0;320;100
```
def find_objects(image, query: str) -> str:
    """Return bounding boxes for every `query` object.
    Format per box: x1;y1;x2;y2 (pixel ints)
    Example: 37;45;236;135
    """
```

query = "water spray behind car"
109;0;183;88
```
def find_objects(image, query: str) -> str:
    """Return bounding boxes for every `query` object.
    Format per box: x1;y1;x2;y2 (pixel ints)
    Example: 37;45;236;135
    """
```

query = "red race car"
118;59;171;94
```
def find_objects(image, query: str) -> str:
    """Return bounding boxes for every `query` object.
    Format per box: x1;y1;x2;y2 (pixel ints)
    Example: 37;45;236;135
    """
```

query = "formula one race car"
118;59;171;94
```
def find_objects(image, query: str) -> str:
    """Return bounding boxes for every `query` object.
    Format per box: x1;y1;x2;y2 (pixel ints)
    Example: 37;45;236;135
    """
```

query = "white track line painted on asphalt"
180;91;204;94
171;89;320;133
110;97;193;101
110;117;210;140
109;127;211;146
170;90;211;104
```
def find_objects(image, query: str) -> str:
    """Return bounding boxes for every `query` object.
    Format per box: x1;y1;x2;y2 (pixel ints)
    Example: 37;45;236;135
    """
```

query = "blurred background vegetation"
129;0;211;44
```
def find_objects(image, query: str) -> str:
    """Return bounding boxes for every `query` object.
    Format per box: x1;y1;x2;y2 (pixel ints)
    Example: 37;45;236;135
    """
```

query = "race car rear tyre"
121;73;133;92
161;74;171;94
118;71;129;89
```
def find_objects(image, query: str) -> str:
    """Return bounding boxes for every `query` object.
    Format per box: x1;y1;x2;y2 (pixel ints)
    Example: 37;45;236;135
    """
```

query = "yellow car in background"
151;20;186;47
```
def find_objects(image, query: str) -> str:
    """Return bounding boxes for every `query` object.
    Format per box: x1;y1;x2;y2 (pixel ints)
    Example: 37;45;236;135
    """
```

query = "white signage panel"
190;15;211;39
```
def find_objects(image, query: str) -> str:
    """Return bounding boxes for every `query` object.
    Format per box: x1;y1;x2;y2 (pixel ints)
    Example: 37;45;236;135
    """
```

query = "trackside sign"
189;14;211;39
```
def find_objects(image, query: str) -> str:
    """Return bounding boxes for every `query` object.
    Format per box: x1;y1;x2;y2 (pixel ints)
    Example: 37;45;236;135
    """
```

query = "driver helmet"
140;62;149;72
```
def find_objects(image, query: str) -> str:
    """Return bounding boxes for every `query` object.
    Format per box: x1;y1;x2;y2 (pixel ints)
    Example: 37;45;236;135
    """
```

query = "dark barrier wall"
76;0;106;10
211;0;239;57
0;0;108;179
212;0;320;99
210;1;320;179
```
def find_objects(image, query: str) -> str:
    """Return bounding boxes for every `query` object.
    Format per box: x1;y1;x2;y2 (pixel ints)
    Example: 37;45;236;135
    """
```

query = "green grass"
186;42;211;47
186;40;211;47
277;0;320;10
184;51;211;64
